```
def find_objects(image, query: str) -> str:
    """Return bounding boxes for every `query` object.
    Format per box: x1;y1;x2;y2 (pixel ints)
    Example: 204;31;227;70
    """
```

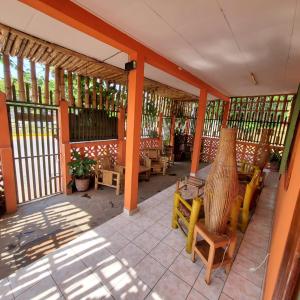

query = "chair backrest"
146;148;160;160
101;156;112;170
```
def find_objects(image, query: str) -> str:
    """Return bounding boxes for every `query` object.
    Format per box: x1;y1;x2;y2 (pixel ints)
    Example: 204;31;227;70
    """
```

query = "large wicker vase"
204;128;239;234
254;129;271;170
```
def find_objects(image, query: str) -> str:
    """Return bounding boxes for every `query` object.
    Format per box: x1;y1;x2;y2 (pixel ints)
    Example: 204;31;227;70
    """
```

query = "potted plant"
269;150;282;171
68;151;96;192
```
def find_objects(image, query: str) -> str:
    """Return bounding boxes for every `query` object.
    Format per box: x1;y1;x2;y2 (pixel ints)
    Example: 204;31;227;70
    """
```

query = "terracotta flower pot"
75;177;90;192
204;128;239;234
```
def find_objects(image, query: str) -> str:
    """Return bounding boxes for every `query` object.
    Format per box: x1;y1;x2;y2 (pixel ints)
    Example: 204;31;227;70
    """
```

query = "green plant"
68;151;96;179
148;129;158;138
269;150;282;163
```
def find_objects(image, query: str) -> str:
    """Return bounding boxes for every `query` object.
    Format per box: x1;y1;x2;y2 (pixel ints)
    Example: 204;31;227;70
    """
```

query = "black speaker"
125;60;137;71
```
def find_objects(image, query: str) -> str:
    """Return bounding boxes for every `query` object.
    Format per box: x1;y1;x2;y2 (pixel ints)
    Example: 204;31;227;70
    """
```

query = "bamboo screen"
203;100;225;138
227;95;295;146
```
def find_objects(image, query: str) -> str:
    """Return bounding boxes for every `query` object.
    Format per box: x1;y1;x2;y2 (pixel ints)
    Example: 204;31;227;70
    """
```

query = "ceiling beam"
20;0;229;101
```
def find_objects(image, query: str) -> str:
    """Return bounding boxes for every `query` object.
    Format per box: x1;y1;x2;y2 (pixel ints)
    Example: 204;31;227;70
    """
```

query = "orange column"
59;100;72;194
170;115;175;147
157;112;163;150
190;89;208;176
185;118;190;135
0;92;17;213
222;101;230;128
124;54;144;215
118;107;126;165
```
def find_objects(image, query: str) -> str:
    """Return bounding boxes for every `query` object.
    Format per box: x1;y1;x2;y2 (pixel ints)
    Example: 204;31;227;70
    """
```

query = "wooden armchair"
144;148;168;175
94;156;123;195
164;145;175;165
230;168;261;232
172;176;205;253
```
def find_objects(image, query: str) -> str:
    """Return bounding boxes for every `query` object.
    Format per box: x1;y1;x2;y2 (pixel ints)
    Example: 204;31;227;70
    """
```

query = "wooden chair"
144;148;168;175
94;156;123;195
230;168;261;232
192;221;237;285
164;145;175;165
172;176;205;253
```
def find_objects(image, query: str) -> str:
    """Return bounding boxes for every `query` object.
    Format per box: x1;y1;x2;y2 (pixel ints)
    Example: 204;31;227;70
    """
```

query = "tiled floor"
0;167;278;300
0;162;195;279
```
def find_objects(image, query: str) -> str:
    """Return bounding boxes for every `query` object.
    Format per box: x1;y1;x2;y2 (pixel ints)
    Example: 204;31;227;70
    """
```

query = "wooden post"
77;74;82;107
3;54;12;100
30;61;38;103
92;77;97;108
84;76;90;108
185;118;190;135
190;89;208;176
157;112;163;150
17;57;26;102
58;100;71;194
0;92;17;213
54;67;60;105
222;101;230;128
170;114;175;146
124;54;144;215
67;71;74;106
118;107;126;165
60;69;65;100
99;80;103;109
44;65;50;104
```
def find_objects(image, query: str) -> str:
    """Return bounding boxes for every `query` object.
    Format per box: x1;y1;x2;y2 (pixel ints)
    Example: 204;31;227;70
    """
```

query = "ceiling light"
250;72;257;85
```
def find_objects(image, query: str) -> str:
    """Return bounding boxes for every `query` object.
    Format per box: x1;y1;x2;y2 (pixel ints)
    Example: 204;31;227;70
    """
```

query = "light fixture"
250;72;257;85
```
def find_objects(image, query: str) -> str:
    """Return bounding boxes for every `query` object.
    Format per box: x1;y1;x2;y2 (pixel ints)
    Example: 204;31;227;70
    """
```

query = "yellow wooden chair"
172;176;205;253
94;156;123;195
230;168;261;232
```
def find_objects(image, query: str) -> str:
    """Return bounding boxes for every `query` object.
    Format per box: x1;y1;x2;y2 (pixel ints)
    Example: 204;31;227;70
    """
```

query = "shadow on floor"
0;161;208;279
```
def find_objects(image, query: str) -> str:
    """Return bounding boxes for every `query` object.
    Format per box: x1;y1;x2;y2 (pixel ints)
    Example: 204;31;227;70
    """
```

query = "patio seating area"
0;165;277;300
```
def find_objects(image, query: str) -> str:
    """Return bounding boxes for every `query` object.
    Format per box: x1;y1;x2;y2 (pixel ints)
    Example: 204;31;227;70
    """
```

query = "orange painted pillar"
157;112;163;150
0;92;17;213
124;54;144;215
222;101;230;128
118;107;126;165
170;115;175;147
190;89;208;176
185;118;190;135
59;100;72;194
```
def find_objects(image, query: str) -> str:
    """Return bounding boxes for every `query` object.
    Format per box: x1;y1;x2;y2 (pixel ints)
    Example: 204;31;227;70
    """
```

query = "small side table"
191;221;237;285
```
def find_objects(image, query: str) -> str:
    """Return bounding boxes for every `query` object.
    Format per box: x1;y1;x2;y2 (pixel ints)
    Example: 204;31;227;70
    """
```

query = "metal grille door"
8;102;61;204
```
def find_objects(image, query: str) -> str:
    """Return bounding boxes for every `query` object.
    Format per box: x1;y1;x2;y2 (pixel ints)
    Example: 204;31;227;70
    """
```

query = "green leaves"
68;151;96;179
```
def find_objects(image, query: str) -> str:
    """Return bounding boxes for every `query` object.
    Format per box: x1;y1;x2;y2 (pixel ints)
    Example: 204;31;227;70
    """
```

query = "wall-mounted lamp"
250;72;257;85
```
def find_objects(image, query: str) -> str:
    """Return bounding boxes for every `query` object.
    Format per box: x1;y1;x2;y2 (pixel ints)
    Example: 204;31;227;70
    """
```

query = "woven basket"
204;128;238;234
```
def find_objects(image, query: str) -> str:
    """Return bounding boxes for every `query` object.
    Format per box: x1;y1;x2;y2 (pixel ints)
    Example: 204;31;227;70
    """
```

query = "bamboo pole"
3;54;12;100
67;71;74;106
54;67;60;105
77;74;82;107
99;80;103;109
84;76;90;108
30;61;38;103
17;56;26;102
60;68;65;100
92;77;97;108
44;65;50;104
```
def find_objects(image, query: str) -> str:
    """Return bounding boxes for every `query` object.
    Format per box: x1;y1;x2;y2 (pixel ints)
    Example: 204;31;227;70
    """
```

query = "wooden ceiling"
0;22;198;101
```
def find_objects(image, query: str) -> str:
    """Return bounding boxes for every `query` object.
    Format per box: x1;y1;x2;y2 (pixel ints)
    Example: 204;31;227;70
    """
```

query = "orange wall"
263;122;300;299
